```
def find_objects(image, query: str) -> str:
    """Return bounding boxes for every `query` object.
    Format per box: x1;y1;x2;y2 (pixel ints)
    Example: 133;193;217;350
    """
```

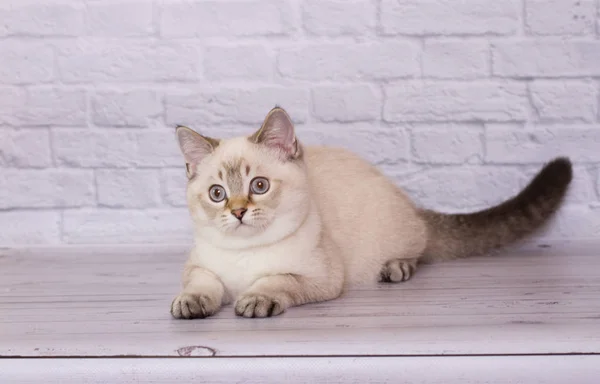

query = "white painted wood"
1;356;599;384
1;240;599;358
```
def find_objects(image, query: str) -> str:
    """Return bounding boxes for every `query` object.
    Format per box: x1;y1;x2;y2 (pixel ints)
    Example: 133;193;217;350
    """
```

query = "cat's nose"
231;208;247;221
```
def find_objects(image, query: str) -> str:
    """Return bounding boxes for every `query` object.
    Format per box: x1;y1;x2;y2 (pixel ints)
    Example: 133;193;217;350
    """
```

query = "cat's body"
171;107;572;319
304;146;427;287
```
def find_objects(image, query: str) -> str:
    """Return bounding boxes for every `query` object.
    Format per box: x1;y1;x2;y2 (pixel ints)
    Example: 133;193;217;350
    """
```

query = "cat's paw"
170;293;219;319
234;294;285;318
379;258;418;283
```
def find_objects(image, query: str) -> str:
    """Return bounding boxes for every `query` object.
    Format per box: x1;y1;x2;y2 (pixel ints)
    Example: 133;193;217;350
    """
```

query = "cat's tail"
418;157;573;263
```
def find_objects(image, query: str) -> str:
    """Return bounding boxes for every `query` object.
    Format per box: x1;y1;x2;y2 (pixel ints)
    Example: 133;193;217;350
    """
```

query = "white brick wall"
0;0;599;245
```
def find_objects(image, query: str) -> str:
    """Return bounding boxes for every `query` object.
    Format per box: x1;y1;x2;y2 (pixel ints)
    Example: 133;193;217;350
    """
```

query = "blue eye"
209;185;226;202
250;177;270;194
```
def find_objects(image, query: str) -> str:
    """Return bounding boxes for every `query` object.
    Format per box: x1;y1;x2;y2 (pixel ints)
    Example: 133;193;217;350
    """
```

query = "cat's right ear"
249;106;301;160
175;126;219;179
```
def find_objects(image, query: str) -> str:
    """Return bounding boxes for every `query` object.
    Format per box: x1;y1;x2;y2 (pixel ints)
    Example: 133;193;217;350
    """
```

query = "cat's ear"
175;126;219;179
249;106;301;160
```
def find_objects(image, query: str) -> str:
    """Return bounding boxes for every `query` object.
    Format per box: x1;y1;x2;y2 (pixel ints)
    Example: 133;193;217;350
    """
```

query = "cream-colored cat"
170;106;572;319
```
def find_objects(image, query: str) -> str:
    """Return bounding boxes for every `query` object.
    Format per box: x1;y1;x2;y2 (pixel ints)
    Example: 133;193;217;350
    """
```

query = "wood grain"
1;240;599;360
1;355;599;384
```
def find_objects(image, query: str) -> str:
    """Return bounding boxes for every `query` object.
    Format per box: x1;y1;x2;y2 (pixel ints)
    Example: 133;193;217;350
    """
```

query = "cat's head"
175;107;311;249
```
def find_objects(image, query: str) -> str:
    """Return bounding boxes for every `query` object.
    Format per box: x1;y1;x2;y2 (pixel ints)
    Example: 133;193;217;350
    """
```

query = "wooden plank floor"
1;240;599;383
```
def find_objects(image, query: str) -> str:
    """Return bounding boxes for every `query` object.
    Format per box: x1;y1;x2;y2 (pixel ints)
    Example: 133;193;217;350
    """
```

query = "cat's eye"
250;177;270;195
208;185;226;202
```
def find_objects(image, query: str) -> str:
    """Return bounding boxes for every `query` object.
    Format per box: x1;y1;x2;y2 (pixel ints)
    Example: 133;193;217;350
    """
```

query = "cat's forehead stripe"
224;158;244;195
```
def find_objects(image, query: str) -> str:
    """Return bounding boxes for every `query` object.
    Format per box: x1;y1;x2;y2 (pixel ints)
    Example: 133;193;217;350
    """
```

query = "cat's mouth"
226;222;258;237
228;219;267;235
232;220;250;230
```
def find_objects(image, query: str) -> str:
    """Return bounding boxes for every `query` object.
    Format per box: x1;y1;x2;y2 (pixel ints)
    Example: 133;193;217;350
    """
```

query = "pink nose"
231;208;247;220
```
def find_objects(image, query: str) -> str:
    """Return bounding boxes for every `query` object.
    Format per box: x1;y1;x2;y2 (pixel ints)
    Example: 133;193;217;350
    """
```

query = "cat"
170;106;572;319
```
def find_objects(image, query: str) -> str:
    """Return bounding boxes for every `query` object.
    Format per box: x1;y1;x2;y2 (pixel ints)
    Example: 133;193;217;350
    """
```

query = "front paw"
234;294;285;318
170;293;219;319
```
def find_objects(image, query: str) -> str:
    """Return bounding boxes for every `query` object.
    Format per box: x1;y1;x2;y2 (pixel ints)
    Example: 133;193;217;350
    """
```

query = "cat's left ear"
249;106;302;160
175;126;219;179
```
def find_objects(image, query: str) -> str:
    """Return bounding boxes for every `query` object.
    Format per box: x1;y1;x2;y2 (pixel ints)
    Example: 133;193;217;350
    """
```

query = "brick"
162;169;188;207
136;131;182;167
165;89;238;127
0;2;84;37
302;0;375;36
0;169;94;209
87;2;154;37
384;82;527;122
278;42;419;80
0;130;52;167
53;129;184;168
0;211;60;245
63;209;193;244
485;125;600;163
16;88;87;127
311;85;381;122
411;126;483;164
235;87;309;124
204;45;274;81
53;130;138;167
56;39;200;83
300;123;409;165
97;169;161;208
566;166;599;204
398;166;529;210
0;87;26;125
597;168;600;199
423;40;489;79
167;87;309;128
0;41;55;84
492;40;600;77
160;0;292;37
597;3;600;37
534;205;600;239
380;0;518;36
525;0;595;36
529;81;597;122
92;90;162;127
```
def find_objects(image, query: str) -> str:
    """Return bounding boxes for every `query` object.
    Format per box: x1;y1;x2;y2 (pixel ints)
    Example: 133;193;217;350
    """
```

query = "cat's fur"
170;106;572;319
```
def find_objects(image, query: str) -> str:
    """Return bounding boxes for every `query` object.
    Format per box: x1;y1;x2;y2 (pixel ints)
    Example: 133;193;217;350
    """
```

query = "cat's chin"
227;222;266;237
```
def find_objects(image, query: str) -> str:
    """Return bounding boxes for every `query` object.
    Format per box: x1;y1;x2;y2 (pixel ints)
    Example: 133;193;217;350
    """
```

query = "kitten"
170;106;572;319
